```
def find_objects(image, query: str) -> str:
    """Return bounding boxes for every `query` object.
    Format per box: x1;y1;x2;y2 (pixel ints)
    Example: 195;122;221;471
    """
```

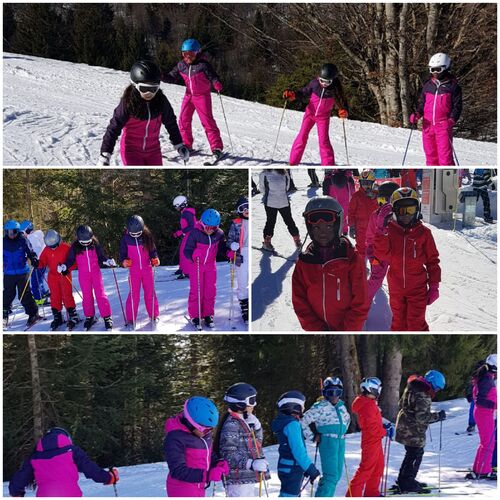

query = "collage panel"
3;334;497;497
3;168;249;332
251;168;497;332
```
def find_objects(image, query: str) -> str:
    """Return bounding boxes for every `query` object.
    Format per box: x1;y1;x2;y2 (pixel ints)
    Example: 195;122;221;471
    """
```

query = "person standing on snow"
283;63;349;166
162;39;225;164
259;169;301;252
214;383;269;496
409;53;462;166
346;377;393;497
272;390;321;497
172;195;197;280
292;196;369;331
301;377;351;496
322;169;355;235
9;427;119;497
227;197;249;324
163;396;229;497
373;187;441;331
348;169;379;260
472;169;495;223
99;60;188;166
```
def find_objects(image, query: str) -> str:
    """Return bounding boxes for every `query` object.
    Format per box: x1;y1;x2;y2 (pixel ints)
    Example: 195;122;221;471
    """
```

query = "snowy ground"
3;53;497;166
3;398;497;497
251;169;497;332
5;263;247;332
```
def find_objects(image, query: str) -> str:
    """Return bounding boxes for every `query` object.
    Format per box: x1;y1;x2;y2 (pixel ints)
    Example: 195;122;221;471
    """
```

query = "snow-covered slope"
251;169;497;331
5;263;247;332
3;398;496;497
3;53;497;166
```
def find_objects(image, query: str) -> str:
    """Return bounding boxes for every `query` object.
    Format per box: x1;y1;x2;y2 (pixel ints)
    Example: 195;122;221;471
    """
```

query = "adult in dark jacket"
472;169;494;223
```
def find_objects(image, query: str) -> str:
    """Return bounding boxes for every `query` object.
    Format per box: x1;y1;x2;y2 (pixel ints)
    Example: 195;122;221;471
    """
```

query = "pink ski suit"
322;170;355;234
183;223;225;319
163;57;223;152
289;79;342;166
348;189;378;258
472;371;497;474
65;243;112;319
416;75;462;166
174;206;197;276
119;233;159;322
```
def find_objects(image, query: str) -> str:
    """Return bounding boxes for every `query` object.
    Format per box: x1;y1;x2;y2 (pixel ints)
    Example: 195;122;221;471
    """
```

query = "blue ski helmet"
4;219;20;231
19;220;34;233
183;396;219;432
201;208;220;227
181;39;201;52
424;370;446;391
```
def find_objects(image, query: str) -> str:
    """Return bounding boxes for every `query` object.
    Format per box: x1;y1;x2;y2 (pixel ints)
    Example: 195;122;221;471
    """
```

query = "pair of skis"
252;245;299;262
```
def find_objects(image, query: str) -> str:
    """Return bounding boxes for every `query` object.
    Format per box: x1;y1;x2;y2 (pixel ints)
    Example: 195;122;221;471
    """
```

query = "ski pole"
228;253;236;329
197;257;202;326
344;456;353;497
218;92;233;153
108;468;118;496
64;274;83;301
450;138;460;166
342;119;350;166
112;268;127;325
402;124;415;166
128;271;136;330
270;100;288;163
151;265;157;330
311;443;319;496
300;477;311;494
250;427;269;497
383;436;391;496
438;419;443;492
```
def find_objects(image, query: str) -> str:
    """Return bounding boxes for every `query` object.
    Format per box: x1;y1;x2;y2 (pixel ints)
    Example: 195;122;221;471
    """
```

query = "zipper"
143;102;151;151
337;277;341;301
135;238;143;270
202;436;210;478
403;235;407;289
413;240;416;259
315;87;325;117
204;234;211;265
85;248;91;273
431;80;441;126
322;272;328;324
188;65;193;94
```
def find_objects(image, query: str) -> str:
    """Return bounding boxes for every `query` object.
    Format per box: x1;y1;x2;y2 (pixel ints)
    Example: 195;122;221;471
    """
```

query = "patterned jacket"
301;398;351;442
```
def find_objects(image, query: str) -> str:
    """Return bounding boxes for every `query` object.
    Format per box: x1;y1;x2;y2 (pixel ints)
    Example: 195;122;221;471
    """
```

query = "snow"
3;398;497;497
252;169;497;332
5;263;247;332
3;53;497;166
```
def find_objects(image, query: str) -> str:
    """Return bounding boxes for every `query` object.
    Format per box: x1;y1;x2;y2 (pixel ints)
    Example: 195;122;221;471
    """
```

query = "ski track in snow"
5;264;247;332
3;398;497;497
3;53;497;166
251;169;497;332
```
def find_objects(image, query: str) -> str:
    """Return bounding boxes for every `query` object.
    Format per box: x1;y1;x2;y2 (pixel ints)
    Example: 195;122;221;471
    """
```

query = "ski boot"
466;424;476;433
83;316;97;331
176;272;188;280
212;149;224;162
3;309;9;328
26;313;42;328
239;298;249;324
204;316;215;328
50;308;64;330
293;234;302;248
174;268;183;276
465;471;494;480
67;307;80;330
484;216;494;223
262;235;275;252
191;317;202;331
103;316;113;331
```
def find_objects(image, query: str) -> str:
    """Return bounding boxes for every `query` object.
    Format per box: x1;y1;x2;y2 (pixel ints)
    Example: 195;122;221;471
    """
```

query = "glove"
304;463;321;483
338;108;349;119
369;256;381;267
246;457;268;472
230;242;240;251
244;413;262;431
376;203;393;231
107;468;119;485
427;283;440;305
409;112;421;125
175;143;190;162
172;230;183;239
213;81;223;92
98;152;111;166
384;423;395;440
151;257;160;267
103;258;117;267
122;258;132;268
438;410;447;421
31;256;39;269
208;460;229;482
349;226;356;239
283;89;296;101
57;264;67;275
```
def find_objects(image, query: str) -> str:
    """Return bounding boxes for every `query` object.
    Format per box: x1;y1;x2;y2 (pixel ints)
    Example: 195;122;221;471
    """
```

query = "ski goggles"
78;238;92;246
237;202;249;213
6;229;18;236
129;230;143;238
429;66;445;74
359;180;374;188
132;81;160;95
182;51;198;60
202;224;218;233
323;387;343;398
225;394;257;407
394;205;418;216
319;77;333;87
305;210;337;225
182;416;212;436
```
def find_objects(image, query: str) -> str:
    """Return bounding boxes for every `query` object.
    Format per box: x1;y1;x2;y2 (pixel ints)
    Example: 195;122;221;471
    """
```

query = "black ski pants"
308;169;320;185
263;205;299;238
397;445;425;488
3;273;38;318
474;188;491;218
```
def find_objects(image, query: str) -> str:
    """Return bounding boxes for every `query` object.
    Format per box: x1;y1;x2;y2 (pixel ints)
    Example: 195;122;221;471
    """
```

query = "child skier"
119;215;160;327
227;197;249;323
394;370;447;493
292;196;369;331
99;60;188;166
472;169;495;223
373;187;441;331
162;39;225;164
37;229;80;330
365;181;400;303
409;53;462;166
214;383;269;496
164;396;229;497
183;208;226;329
259;169;301;251
9;426;118;497
346;377;393;497
348;169;378;259
60;225;115;331
3;220;40;327
467;354;497;479
301;377;351;496
272;390;321;496
283;63;349;166
172;195;197;279
322;169;355;234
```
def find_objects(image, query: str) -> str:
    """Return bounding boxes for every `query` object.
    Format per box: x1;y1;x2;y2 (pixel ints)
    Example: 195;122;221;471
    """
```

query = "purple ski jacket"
473;371;497;410
183;222;226;268
296;79;345;119
119;233;158;269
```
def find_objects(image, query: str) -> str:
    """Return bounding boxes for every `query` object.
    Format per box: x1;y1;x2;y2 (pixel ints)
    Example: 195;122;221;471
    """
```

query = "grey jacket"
259;170;291;209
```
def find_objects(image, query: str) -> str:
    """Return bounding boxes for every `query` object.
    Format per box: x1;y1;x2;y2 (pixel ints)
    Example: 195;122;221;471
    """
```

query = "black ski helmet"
277;390;306;416
223;382;257;411
127;215;145;236
235;196;249;214
303;195;344;240
130;60;161;84
320;63;338;81
76;225;93;245
377;181;400;200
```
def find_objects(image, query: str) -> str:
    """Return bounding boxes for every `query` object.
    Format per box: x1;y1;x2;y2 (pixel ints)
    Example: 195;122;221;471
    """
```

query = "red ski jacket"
348;190;378;255
352;395;386;447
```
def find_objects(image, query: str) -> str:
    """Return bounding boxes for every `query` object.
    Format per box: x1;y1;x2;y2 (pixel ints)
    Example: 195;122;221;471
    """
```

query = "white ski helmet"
428;53;451;75
360;377;382;397
173;195;188;210
486;354;497;371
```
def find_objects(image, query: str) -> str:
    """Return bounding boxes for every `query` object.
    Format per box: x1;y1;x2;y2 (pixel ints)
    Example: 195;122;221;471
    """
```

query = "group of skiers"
9;355;496;497
3;195;249;331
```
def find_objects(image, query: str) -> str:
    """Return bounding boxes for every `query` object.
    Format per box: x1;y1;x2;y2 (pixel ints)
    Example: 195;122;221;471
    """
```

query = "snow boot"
174;268;183;276
103;316;113;331
84;316;96;330
262;235;275;252
50;308;64;330
484;216;494;223
67;307;80;329
211;149;224;163
204;316;215;328
26;313;42;328
465;471;495;480
293;234;302;248
466;424;476;433
191;317;201;330
239;298;249;323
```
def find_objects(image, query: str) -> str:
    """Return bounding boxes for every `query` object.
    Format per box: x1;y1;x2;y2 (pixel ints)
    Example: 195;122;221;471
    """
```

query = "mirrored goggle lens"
395;205;417;216
377;196;388;205
360;180;374;188
237;203;249;213
306;210;337;224
319;77;333;86
182;51;197;58
246;395;257;406
324;388;343;398
137;84;159;94
7;229;18;235
129;231;143;238
79;239;92;246
430;66;444;73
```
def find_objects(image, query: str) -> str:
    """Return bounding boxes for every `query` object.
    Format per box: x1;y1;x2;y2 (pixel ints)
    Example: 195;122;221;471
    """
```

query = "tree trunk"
358;336;378;376
425;3;439;54
28;334;43;441
379;345;403;422
338;335;362;430
384;3;402;126
398;3;411;126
